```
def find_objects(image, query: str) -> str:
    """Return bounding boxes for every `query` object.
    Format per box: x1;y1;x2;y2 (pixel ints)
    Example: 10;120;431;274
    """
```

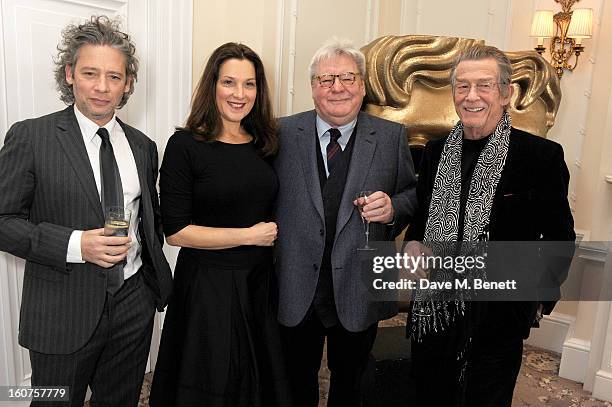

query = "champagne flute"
355;190;376;251
104;206;131;237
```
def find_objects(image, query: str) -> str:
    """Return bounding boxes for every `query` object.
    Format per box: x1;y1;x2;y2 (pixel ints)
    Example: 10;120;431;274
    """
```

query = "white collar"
73;104;118;142
315;115;357;141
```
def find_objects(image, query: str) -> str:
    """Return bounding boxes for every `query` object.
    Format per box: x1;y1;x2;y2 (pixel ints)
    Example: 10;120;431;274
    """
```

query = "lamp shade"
530;10;554;37
568;8;593;38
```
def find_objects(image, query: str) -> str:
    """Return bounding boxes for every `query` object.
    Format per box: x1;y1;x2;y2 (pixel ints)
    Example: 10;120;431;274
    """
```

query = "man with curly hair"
0;16;171;406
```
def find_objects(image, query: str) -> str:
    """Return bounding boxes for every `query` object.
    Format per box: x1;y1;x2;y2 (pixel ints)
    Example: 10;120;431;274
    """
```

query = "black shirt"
457;135;490;240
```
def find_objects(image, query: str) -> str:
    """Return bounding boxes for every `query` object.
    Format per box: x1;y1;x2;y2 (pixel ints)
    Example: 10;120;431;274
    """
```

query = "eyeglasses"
453;81;503;96
313;72;360;88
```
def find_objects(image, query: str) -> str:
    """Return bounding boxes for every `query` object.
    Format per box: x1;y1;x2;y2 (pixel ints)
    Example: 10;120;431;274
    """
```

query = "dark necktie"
97;128;124;211
97;127;124;294
326;128;342;174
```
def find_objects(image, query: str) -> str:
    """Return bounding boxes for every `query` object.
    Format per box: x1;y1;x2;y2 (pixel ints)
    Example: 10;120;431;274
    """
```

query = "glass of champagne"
355;190;375;251
104;206;131;237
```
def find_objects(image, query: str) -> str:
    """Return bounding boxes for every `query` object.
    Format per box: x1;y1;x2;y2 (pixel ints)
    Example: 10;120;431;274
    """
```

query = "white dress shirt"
316;115;357;177
66;105;142;279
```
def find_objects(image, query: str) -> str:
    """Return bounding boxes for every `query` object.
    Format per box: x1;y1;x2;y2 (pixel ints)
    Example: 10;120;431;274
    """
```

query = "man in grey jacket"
274;37;417;407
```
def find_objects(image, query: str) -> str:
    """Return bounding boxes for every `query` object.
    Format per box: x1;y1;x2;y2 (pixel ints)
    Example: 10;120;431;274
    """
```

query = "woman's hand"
247;222;278;246
165;222;279;249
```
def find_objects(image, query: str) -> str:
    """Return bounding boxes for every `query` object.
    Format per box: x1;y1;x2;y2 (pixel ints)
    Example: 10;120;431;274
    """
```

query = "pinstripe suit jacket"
274;110;418;332
0;106;172;354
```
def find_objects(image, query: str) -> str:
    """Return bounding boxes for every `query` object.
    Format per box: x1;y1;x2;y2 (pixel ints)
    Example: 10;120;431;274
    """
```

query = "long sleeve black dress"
149;131;290;407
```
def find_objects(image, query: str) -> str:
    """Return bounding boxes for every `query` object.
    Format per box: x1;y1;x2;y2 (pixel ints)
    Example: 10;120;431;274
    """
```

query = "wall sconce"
530;0;593;78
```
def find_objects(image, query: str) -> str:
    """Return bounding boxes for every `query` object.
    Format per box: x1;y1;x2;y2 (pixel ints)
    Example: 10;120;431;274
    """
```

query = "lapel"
335;112;377;238
296;110;325;221
118;118;151;219
54;106;104;222
491;128;520;209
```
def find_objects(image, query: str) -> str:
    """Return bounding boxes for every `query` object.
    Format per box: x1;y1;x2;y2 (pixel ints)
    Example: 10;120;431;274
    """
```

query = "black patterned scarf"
410;111;511;342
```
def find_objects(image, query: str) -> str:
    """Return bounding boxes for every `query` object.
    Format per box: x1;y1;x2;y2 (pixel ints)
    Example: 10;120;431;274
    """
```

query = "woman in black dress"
149;43;290;407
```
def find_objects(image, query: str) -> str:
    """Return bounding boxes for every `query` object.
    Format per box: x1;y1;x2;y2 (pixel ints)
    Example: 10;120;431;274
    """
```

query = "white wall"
397;0;513;48
192;0;280;112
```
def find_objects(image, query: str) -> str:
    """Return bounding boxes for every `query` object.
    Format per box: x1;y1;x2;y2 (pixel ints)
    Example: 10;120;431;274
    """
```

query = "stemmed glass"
355;190;376;251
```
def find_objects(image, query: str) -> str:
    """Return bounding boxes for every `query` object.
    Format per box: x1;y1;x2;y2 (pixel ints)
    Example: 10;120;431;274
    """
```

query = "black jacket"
406;127;575;339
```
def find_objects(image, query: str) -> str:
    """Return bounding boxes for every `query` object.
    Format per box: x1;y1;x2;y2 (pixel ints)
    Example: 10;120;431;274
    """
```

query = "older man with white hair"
403;44;575;407
274;37;417;406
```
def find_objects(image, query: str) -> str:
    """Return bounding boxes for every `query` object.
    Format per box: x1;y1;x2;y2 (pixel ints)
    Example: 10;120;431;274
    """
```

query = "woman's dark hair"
180;42;278;156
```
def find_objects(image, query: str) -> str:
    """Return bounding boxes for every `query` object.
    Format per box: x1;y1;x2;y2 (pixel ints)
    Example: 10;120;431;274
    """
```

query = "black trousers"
282;311;378;407
412;330;523;407
29;270;156;407
463;336;523;407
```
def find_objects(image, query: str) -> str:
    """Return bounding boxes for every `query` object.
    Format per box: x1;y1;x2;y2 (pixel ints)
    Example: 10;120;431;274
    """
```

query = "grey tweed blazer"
0;106;172;354
274;110;417;332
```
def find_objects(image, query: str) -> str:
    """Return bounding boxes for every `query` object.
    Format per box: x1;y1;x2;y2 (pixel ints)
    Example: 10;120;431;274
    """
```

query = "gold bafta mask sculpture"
361;35;562;148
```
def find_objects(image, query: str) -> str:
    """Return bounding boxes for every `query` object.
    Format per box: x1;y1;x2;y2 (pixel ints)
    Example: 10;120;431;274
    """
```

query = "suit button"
319;229;324;236
313;264;318;270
